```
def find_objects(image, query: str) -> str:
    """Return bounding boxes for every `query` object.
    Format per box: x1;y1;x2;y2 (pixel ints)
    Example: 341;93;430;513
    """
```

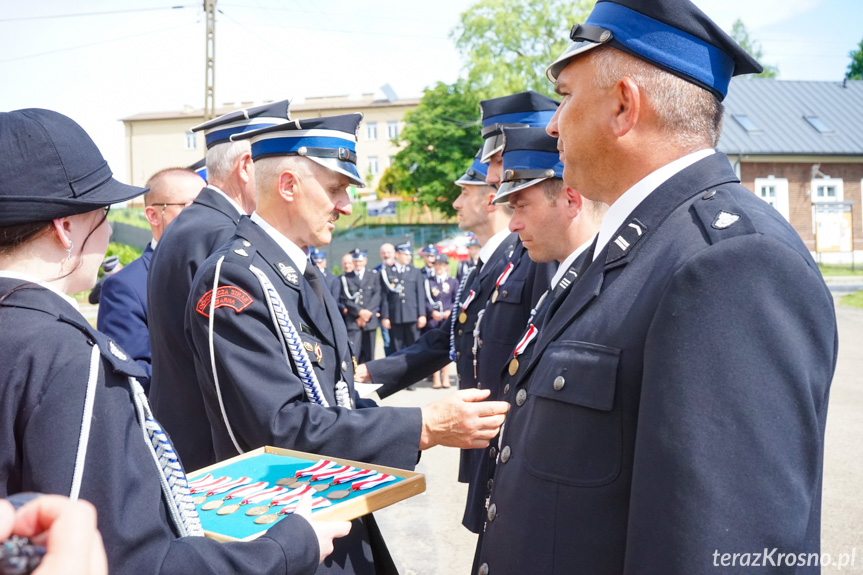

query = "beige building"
121;93;420;197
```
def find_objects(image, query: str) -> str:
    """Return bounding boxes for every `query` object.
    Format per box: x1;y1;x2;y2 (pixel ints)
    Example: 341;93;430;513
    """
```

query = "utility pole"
203;0;216;120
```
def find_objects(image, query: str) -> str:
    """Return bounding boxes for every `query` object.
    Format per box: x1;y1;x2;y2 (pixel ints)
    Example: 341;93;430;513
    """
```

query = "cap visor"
454;173;487;187
306;156;366;188
480;134;504;163
492;177;548;205
546;40;602;82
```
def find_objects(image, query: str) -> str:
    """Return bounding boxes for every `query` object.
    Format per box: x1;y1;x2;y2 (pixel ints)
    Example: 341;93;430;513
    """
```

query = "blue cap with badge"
192;100;291;149
233;113;365;188
350;248;368;261
454;147;490;187
0;109;147;226
423;245;439;257
479;91;560;163
309;247;326;262
395;242;412;254
546;0;762;99
493;127;563;205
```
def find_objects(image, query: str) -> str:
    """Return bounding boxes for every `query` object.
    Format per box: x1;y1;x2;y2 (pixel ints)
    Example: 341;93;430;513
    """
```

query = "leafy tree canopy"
452;0;595;99
376;80;483;217
847;37;863;80
730;18;779;78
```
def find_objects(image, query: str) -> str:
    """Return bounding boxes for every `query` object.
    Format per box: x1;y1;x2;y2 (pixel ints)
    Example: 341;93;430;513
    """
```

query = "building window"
387;121;399;139
811;178;843;203
184;131;196;150
804;115;833;134
366;122;377;141
368;156;379;175
754;177;789;221
732;114;761;133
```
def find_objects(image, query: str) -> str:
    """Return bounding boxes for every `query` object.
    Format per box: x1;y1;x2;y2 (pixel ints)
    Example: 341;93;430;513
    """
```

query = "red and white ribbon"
495;263;514;288
271;485;315;507
205;476;252;496
332;468;376;485
295;459;338;478
190;475;234;494
461;290;476;311
352;473;396;491
513;324;538;359
241;486;287;505
311;465;353;481
223;481;269;501
279;496;333;515
187;473;215;489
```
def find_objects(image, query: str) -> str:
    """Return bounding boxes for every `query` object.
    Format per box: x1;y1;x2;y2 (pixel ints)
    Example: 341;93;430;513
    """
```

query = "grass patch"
109;207;149;230
819;264;863;276
840;291;863;309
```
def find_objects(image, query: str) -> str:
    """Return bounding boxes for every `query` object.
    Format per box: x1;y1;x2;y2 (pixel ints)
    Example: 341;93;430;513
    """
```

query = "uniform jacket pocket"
523;340;622;486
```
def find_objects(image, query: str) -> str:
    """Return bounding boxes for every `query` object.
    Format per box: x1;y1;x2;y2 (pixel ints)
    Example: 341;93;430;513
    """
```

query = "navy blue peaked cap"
479;91;559;162
395;242;412;254
493;127;563;205
454;147;490;187
350;248;368;260
233;113;365;188
187;157;207;181
547;0;762;99
0;109;146;226
192;100;291;149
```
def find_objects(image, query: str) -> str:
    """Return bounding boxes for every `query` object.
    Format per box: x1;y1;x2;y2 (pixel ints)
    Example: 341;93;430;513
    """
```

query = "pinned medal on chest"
187;446;424;542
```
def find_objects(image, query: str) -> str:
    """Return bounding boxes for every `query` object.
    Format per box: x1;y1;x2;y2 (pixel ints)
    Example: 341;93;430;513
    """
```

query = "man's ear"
609;76;641;138
564;186;584;217
143;206;160;228
484;189;498;213
277;170;298;202
238;152;254;184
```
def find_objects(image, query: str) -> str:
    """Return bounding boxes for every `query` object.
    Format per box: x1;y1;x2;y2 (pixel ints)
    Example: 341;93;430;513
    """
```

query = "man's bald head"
143;168;203;240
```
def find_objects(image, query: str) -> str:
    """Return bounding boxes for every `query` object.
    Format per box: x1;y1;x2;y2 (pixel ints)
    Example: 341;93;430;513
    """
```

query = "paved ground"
373;299;863;574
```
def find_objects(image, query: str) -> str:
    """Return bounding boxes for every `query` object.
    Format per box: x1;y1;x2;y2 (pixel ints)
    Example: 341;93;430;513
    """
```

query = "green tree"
847;37;863;80
376;80;483;217
452;0;595;98
730;18;778;78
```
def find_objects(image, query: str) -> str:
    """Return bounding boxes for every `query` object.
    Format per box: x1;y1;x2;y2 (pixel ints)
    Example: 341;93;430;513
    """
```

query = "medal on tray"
201;479;262;511
217;485;287;516
253;485;319;525
351;473;397;491
193;476;251;507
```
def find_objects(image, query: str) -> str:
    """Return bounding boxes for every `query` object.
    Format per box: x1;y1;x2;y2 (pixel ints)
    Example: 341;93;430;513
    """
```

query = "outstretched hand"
420;388;509;450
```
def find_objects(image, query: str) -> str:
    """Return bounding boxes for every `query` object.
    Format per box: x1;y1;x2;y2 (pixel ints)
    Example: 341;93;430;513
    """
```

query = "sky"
1;0;861;178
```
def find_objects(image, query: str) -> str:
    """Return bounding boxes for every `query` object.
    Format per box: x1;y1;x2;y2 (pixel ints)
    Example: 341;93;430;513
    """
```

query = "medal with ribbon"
332;468;377;485
198;477;255;509
215;482;278;515
491;262;514;304
295;459;339;478
352;473;397;491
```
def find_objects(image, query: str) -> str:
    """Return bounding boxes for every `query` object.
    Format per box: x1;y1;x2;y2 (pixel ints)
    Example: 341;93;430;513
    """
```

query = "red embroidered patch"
196;286;254;317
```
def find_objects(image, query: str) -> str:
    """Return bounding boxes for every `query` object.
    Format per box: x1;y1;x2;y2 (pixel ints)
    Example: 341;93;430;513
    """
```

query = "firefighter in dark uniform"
185;113;509;574
474;1;837;574
339;248;381;363
0;108;348;575
457;236;480;283
311;247;341;302
424;253;459;389
419;244;438;281
148;100;291;471
379;243;426;352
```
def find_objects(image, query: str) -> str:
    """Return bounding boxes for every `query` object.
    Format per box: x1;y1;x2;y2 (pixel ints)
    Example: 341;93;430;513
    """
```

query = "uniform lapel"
193;186;243;222
235;218;335;346
524;152;741;378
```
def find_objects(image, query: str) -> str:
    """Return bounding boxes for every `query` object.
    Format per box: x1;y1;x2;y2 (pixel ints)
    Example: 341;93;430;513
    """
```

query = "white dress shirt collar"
479;228;511;265
550;236;595;289
0;270;80;310
207;184;245;217
250;212;307;274
594;148;715;261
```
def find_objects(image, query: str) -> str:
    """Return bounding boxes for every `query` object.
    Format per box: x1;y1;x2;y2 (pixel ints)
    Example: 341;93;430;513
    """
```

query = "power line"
0;5;196;23
0;22;197;64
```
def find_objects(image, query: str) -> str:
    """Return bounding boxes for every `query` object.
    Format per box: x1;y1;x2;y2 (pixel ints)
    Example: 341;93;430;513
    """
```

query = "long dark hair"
0;209;110;306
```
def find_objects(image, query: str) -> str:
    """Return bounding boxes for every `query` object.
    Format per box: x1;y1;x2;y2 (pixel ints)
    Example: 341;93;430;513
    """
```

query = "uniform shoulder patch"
196;286;254;317
712;211;740;229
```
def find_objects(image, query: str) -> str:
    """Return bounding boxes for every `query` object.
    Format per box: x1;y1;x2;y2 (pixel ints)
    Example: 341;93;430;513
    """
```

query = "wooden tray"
188;446;425;542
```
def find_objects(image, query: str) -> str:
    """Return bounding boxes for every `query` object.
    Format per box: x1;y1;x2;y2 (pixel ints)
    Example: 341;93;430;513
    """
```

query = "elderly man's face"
507;183;569;263
354;256;367;271
547;55;610;201
341;254;355;273
291;166;353;249
453;184;493;233
379;244;395;265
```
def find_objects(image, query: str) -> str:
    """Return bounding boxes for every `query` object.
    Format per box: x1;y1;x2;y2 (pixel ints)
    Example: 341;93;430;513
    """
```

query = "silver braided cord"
129;377;203;537
449;271;471;361
380;267;404;294
250;265;352;409
341;275;359;301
